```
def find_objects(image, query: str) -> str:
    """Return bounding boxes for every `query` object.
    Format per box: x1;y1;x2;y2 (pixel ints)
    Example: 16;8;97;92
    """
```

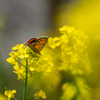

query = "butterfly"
25;37;48;54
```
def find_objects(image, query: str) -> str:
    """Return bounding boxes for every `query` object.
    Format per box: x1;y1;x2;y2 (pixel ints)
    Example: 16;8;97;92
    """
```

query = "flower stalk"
23;59;28;100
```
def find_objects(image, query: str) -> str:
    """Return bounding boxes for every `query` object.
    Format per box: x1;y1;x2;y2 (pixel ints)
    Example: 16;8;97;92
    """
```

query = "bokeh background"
0;0;100;100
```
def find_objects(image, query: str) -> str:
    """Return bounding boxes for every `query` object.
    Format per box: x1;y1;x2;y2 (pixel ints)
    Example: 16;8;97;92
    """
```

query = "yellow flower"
6;44;35;80
13;64;26;80
12;44;30;59
61;83;76;100
34;90;46;99
48;37;61;49
12;44;23;50
4;88;16;100
57;25;91;75
59;25;74;34
6;52;17;65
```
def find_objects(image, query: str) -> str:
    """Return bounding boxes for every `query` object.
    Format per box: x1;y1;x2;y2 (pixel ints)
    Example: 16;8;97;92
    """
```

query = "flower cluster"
60;76;91;100
6;25;91;100
6;44;52;80
46;25;91;75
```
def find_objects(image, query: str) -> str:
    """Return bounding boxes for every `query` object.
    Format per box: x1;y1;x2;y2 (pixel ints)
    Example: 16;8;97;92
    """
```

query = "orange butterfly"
25;37;48;54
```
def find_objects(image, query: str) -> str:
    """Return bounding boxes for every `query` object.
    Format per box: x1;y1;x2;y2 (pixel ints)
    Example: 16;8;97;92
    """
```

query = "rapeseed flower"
34;90;46;99
4;88;16;100
6;43;53;80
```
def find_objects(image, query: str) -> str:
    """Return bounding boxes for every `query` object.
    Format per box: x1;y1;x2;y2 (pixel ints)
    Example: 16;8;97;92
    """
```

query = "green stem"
23;59;28;100
14;58;27;68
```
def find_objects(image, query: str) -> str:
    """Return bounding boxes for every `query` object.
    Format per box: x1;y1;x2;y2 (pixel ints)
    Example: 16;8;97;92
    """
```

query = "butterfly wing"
25;42;44;54
27;38;37;44
32;42;44;53
37;37;48;46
